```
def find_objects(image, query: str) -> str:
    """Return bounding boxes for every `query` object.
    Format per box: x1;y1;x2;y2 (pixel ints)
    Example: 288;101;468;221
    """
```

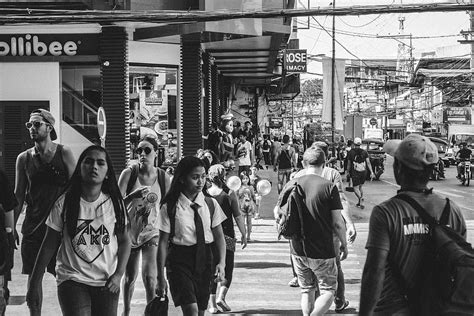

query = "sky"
295;0;471;77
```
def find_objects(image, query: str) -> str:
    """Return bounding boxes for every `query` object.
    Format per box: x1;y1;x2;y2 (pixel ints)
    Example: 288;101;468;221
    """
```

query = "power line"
1;2;474;24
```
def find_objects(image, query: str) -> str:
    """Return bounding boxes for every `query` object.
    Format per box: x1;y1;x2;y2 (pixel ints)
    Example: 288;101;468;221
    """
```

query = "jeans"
58;280;119;316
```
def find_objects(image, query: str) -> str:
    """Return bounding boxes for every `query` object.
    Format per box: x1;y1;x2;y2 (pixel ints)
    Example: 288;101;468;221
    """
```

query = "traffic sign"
97;107;107;140
370;118;378;126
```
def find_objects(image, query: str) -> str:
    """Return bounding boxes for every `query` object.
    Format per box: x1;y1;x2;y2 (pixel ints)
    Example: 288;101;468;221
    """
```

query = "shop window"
129;66;179;166
61;65;101;143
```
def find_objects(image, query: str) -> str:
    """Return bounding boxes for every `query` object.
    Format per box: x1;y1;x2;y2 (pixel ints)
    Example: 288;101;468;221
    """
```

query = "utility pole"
331;0;336;155
459;0;474;123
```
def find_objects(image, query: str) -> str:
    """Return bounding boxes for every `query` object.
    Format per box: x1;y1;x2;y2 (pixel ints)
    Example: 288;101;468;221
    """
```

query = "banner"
322;57;345;131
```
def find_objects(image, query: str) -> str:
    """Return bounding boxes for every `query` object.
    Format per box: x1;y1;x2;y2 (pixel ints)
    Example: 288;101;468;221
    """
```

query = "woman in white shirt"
26;145;130;316
157;156;227;316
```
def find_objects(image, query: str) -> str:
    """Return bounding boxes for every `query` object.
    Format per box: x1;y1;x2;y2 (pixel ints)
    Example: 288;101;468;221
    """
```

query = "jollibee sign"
0;34;98;57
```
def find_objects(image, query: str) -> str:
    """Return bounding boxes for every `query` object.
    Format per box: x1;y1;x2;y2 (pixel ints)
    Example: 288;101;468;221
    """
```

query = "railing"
62;82;100;143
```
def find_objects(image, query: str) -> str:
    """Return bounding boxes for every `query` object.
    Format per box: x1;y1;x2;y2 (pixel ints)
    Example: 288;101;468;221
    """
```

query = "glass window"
129;65;178;166
61;65;101;144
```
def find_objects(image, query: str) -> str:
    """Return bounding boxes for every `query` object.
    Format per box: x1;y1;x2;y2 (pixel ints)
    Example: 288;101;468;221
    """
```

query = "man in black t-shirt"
275;147;348;316
455;142;472;179
360;135;467;315
203;122;222;159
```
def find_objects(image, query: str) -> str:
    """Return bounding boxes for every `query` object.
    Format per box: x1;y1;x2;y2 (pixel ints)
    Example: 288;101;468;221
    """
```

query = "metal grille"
180;35;202;157
99;26;129;174
211;64;220;124
202;53;212;136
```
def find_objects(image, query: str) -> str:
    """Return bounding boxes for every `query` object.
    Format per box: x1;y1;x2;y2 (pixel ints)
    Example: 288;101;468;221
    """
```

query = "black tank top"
212;191;235;238
23;144;68;236
278;147;292;169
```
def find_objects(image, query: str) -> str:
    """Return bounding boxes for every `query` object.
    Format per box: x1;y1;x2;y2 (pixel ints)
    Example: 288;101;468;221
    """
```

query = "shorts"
130;236;159;254
351;170;367;186
21;228;56;275
167;244;212;311
291;255;337;294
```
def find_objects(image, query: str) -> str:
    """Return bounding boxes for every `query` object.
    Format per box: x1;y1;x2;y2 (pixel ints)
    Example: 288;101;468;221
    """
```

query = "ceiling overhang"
131;18;291;86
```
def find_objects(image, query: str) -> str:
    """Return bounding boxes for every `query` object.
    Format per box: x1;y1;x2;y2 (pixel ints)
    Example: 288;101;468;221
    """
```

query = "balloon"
226;176;241;192
256;179;272;196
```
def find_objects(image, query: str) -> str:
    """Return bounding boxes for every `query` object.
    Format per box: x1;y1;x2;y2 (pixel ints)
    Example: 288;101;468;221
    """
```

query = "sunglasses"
136;147;153;155
25;121;47;129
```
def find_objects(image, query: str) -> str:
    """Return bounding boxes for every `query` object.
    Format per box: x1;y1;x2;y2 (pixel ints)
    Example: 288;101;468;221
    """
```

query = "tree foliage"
300;78;323;99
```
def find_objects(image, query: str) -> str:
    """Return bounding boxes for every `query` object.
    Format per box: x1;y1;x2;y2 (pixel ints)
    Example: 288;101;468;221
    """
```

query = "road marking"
381;179;398;187
382;179;467;198
436;189;464;198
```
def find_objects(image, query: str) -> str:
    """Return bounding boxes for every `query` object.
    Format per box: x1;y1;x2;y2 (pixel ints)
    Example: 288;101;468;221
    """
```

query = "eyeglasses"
136;147;152;155
25;121;46;129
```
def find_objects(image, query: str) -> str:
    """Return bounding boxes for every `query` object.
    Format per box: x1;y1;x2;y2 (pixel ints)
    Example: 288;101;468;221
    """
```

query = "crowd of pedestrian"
0;108;472;316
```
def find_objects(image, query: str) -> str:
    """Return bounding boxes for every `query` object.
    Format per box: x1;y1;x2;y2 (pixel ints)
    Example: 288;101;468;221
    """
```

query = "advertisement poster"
130;68;178;165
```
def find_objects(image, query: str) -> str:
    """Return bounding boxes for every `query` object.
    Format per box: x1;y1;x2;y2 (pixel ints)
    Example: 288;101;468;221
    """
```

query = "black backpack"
395;194;474;315
277;182;307;241
262;140;271;150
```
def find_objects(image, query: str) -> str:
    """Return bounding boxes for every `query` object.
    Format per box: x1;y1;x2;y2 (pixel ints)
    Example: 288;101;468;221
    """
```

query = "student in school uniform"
157;156;227;316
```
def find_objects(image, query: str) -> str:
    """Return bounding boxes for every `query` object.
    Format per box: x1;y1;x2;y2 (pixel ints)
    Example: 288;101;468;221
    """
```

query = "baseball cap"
30;109;57;140
383;134;438;171
354;137;362;145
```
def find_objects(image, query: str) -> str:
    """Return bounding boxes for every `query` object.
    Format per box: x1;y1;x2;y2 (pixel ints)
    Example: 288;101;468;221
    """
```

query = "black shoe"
335;300;349;313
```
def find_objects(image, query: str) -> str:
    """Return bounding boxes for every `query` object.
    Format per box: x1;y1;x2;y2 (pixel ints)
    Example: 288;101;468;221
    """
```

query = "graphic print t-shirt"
47;193;124;286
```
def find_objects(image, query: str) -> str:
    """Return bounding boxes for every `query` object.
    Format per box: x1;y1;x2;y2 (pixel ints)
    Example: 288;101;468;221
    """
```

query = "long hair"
161;156;205;208
62;145;126;238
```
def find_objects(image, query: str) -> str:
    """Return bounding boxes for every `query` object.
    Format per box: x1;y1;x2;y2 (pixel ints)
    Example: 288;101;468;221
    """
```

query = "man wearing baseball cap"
14;109;75;315
360;134;467;315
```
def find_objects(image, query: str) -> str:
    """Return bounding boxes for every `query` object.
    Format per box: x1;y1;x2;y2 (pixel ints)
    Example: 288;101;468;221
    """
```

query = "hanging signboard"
445;107;471;123
284;49;307;73
268;117;283;128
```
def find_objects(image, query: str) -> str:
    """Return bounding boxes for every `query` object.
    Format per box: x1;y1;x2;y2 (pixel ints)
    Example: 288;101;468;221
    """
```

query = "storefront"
0;24;181;180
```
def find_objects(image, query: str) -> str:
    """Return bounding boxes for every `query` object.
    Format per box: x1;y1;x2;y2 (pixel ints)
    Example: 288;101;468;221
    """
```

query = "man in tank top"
14;109;75;315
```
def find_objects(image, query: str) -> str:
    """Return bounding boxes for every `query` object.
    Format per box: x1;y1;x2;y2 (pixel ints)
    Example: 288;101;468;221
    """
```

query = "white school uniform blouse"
157;192;226;246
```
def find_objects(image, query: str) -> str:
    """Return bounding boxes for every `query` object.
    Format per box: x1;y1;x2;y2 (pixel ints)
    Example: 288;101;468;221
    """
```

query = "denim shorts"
291;255;337;294
58;280;119;316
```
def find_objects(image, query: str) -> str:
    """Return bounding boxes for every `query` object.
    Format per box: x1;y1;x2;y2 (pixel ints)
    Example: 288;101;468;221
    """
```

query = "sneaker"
288;277;299;287
217;299;231;312
335;300;349;313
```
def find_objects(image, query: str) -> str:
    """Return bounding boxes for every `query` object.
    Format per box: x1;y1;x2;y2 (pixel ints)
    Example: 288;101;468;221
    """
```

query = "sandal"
335;300;349;313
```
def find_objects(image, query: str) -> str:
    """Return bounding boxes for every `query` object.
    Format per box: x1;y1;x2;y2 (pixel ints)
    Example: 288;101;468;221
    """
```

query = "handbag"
144;294;169;316
224;235;237;252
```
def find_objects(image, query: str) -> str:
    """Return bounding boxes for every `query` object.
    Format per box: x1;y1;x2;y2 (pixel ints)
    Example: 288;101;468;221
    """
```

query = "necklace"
397;187;433;194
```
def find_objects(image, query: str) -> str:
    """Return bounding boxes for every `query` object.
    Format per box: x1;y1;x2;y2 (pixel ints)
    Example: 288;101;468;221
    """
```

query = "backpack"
278;148;293;169
277;182;307;241
353;150;366;172
126;164;167;201
262;140;271;151
167;196;216;241
394;194;474;315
